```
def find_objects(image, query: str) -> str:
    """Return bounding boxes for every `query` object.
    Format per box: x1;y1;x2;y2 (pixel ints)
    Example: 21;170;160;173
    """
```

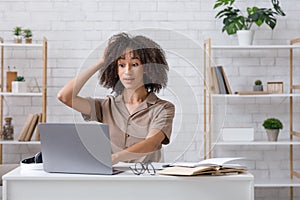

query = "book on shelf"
18;113;41;141
34;113;43;141
18;113;35;141
220;66;232;94
215;66;227;94
158;157;246;176
208;66;231;94
211;67;220;94
24;113;40;141
207;67;218;94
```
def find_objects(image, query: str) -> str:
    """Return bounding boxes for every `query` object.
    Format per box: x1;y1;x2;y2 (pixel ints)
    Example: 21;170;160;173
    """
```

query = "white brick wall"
1;0;300;199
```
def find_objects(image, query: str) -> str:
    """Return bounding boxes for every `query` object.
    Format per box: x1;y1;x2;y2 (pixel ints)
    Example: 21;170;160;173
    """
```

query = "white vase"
11;81;28;93
237;30;254;46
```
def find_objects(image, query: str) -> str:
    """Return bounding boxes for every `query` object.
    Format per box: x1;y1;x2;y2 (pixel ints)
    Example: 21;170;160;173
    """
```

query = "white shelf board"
0;140;40;145
254;178;300;187
215;140;300;146
211;93;300;98
212;45;300;49
0;92;42;96
0;43;43;47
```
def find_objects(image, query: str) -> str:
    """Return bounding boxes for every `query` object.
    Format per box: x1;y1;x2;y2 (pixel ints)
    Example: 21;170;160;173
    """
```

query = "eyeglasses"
129;162;156;175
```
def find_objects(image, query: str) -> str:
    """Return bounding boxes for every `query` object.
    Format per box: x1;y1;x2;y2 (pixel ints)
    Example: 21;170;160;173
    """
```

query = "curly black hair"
99;32;169;95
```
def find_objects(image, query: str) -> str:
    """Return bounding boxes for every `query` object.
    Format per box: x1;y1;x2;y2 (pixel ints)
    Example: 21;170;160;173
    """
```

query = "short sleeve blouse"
82;92;175;163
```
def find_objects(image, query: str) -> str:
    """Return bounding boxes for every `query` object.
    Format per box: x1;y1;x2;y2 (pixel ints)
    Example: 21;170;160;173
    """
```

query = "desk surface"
3;165;253;181
3;166;254;200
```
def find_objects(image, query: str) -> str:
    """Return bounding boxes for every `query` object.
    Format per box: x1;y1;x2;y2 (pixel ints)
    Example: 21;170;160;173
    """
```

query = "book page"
158;166;217;176
171;157;244;168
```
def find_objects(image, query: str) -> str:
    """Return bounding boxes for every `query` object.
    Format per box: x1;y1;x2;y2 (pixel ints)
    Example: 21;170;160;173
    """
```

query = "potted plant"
213;0;285;45
253;79;263;91
262;117;283;141
11;76;28;93
13;26;22;43
23;29;32;44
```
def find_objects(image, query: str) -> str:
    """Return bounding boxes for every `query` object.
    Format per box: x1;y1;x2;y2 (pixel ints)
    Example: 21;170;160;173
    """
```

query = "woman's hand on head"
95;57;105;70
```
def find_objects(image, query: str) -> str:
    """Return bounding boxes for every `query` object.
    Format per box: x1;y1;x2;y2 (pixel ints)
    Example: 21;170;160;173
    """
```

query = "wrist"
112;153;121;165
95;58;104;70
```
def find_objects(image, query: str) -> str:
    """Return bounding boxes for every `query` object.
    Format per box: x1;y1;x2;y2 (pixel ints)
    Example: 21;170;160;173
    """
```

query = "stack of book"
18;113;42;141
208;66;232;94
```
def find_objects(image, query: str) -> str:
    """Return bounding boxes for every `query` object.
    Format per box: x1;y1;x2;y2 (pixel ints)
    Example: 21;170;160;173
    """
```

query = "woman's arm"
111;129;165;164
57;59;104;115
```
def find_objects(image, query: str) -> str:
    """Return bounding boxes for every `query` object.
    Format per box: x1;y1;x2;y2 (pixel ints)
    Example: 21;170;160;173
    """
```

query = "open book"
158;157;246;176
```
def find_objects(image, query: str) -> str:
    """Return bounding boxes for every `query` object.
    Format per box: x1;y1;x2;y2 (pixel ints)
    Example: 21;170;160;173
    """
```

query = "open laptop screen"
39;123;113;175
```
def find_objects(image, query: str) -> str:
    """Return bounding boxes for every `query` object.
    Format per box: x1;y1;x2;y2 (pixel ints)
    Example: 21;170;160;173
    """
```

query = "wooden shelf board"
0;43;43;47
254;178;300;187
0;140;40;145
211;93;300;98
215;140;300;146
0;92;42;97
212;45;300;49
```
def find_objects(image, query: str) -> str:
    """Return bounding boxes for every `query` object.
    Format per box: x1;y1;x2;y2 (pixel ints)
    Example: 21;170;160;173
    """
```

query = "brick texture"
0;0;299;199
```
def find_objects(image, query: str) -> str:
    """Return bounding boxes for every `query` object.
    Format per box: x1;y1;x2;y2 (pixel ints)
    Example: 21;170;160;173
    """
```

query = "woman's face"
117;51;144;91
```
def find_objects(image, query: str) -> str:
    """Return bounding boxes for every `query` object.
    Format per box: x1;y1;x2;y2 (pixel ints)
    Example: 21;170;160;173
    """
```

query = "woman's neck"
123;86;148;104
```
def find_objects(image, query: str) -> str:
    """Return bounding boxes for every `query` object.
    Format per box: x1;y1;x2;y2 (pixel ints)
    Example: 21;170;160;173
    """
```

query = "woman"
58;32;175;164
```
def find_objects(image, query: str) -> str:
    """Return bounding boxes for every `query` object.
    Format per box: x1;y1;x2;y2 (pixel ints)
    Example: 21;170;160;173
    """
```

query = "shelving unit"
0;37;47;164
203;38;300;200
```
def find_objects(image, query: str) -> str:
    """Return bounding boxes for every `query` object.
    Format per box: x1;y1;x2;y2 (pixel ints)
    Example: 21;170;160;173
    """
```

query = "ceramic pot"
14;36;22;43
11;81;28;93
253;85;263;91
25;38;32;44
266;129;279;141
237;30;254;46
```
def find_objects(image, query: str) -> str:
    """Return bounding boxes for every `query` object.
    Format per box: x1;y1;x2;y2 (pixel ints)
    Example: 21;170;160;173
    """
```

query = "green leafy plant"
13;26;22;36
15;76;25;82
213;0;285;35
255;80;262;86
23;29;32;38
262;118;283;130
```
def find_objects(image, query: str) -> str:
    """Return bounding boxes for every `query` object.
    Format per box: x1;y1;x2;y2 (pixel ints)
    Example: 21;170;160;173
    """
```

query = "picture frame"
267;81;284;94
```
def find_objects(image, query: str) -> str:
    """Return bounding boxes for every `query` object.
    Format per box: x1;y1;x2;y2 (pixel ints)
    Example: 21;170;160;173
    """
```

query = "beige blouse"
82;92;175;162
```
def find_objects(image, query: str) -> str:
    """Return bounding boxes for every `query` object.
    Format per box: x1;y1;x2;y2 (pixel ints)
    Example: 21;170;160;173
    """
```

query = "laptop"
39;122;115;175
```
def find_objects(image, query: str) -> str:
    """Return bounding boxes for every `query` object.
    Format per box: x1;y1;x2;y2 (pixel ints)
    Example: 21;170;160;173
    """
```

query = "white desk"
3;166;254;200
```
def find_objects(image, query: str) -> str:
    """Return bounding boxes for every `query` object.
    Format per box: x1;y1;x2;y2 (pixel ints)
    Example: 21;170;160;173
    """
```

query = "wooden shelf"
215;140;300;146
212;45;300;49
0;140;40;145
0;43;43;48
254;178;300;187
0;37;47;164
0;92;42;97
211;93;300;98
203;38;300;198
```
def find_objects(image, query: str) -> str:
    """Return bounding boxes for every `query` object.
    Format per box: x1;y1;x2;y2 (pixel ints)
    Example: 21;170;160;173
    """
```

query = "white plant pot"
237;30;254;46
11;81;28;93
14;35;22;43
